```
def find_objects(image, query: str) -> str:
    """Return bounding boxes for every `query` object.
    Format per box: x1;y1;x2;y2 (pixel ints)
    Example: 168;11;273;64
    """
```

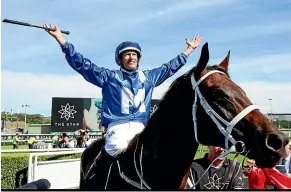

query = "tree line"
1;112;51;124
273;120;291;128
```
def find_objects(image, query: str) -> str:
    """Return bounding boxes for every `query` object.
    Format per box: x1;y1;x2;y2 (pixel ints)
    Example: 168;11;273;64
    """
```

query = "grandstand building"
265;113;291;121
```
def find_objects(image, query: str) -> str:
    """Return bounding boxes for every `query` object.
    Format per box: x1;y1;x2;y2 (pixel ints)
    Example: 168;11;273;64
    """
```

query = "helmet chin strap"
120;67;136;74
120;62;139;74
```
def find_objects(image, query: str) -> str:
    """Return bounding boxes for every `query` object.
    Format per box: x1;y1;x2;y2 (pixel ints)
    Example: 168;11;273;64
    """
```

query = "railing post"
27;153;33;183
32;155;38;181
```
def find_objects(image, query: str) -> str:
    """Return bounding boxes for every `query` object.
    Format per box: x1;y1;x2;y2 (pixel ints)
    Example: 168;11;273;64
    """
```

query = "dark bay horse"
80;43;289;190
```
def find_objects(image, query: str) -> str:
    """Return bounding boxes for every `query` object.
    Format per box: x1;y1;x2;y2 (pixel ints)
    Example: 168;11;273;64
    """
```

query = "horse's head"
191;42;289;168
136;42;289;189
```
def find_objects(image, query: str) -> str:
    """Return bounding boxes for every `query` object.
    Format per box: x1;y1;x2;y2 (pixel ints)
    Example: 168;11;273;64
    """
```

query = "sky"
1;0;291;116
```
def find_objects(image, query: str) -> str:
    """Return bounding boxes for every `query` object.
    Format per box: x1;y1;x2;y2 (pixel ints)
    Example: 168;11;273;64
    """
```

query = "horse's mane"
140;64;229;144
160;65;229;106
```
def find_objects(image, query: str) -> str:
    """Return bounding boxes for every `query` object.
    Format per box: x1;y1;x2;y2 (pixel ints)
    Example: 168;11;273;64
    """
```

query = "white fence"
1;148;84;189
27;149;85;189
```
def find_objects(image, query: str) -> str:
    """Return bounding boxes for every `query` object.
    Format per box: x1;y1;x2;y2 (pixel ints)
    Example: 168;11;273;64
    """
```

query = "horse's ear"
194;42;209;78
218;50;230;71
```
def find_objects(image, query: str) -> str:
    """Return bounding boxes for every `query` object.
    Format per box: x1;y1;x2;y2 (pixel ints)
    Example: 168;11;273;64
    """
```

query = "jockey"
43;23;203;167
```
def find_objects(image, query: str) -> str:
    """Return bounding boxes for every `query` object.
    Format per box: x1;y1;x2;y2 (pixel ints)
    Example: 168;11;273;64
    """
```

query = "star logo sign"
58;103;77;121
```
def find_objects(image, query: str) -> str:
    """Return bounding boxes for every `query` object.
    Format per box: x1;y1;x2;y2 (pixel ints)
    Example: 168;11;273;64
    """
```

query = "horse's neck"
139;105;198;188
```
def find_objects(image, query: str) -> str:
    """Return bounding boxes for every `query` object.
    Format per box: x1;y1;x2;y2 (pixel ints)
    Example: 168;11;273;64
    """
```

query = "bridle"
189;69;258;188
191;69;259;150
107;69;259;189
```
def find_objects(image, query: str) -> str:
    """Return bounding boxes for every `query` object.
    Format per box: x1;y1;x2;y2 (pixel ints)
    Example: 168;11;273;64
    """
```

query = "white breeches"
104;121;145;157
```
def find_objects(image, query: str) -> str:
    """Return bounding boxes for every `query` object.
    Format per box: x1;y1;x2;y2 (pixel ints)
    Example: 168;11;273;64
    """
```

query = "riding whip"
2;19;70;35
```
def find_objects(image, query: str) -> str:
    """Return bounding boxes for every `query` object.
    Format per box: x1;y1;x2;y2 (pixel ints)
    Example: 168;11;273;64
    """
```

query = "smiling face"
121;50;139;71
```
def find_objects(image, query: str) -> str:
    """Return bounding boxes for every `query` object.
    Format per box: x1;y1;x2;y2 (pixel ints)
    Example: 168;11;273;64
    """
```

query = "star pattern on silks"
204;173;226;189
150;105;159;116
58;103;77;121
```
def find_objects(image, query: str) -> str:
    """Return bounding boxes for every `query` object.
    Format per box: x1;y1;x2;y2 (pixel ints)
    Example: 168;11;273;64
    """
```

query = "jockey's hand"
42;24;66;46
183;35;203;56
287;173;291;178
186;35;203;49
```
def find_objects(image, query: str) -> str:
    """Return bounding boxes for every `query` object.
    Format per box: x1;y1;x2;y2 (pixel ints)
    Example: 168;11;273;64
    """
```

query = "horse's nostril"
266;133;283;151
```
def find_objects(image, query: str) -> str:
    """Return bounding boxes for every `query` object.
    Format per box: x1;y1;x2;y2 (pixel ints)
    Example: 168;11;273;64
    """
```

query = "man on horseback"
43;23;203;177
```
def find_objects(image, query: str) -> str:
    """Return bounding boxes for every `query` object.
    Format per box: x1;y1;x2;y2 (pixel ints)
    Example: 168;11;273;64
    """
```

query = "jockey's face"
121;50;139;71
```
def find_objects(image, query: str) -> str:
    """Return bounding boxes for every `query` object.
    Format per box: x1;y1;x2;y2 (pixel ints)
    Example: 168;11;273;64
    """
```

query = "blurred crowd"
10;128;97;149
52;129;92;148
